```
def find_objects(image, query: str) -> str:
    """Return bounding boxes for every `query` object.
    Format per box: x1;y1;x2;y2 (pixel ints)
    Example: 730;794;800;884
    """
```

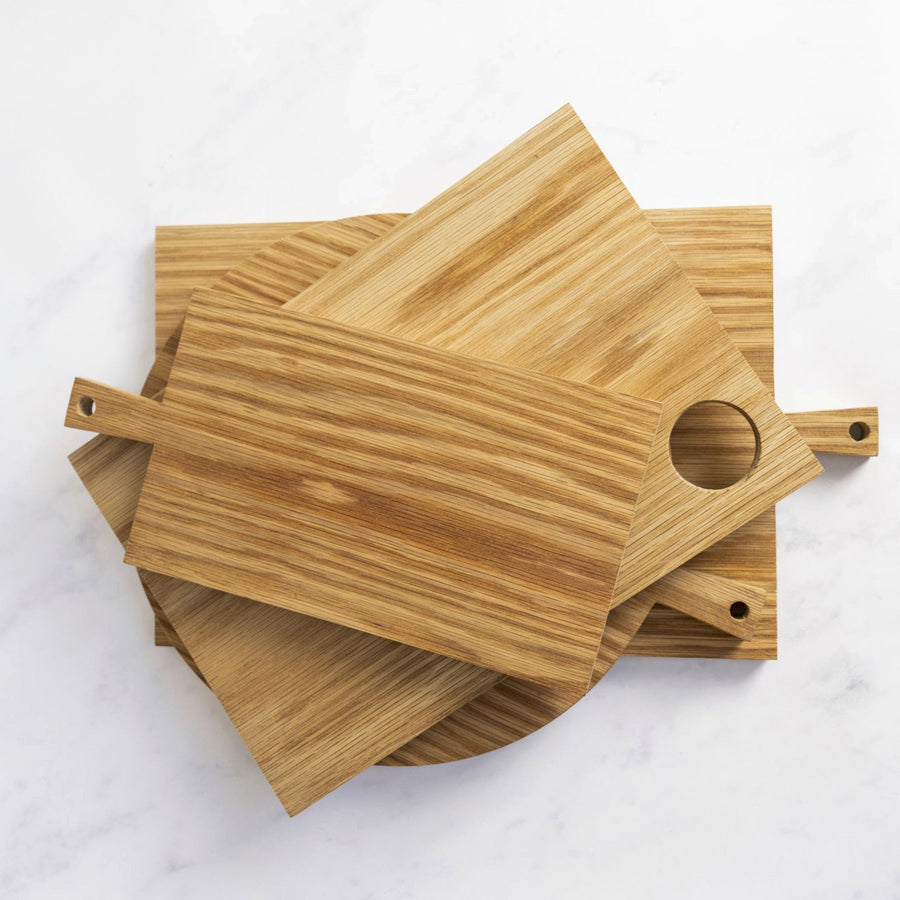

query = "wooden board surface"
155;215;406;350
69;426;503;814
148;203;787;765
788;408;879;456
624;207;778;659
155;220;312;351
261;105;820;606
72;294;663;689
69;206;788;797
152;208;783;663
148;206;797;767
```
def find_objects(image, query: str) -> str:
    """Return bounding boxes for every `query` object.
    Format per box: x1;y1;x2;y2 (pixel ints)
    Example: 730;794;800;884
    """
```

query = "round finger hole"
669;401;760;490
79;396;96;416
848;421;869;442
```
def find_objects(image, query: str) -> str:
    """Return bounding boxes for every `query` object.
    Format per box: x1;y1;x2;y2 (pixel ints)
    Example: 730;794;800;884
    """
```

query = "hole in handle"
730;601;750;620
79;396;96;417
848;421;869;442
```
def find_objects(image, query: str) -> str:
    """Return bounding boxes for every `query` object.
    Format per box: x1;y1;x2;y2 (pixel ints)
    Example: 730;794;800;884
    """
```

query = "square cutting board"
70;293;662;690
150;207;782;661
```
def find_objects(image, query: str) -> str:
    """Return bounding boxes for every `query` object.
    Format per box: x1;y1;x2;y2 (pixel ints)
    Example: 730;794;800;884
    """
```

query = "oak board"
70;294;662;689
255;105;821;607
150;209;784;662
69;207;789;799
151;209;871;766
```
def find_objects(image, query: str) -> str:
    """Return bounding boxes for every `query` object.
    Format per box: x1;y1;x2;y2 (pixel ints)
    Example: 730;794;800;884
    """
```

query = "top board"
69;293;662;690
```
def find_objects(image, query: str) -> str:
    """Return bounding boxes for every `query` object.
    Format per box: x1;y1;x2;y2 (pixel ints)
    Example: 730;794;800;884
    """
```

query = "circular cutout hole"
669;401;760;489
730;601;750;620
848;421;869;442
79;396;95;416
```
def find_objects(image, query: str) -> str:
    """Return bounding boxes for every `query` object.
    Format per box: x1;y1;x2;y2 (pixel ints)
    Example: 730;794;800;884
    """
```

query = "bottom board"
154;207;778;665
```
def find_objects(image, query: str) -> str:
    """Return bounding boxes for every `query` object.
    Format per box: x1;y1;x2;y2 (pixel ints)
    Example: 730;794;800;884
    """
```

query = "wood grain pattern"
154;216;408;350
142;211;792;751
386;206;783;762
264;105;821;607
137;568;497;815
147;208;870;764
155;221;312;350
69;424;502;814
646;568;764;641
788;408;879;456
626;206;779;661
668;401;761;490
73;221;522;813
70;294;663;689
150;208;784;661
68;207;792;795
382;593;657;765
384;565;764;763
150;217;405;643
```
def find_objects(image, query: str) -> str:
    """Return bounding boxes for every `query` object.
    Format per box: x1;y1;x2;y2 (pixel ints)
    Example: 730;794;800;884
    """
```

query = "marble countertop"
2;2;898;897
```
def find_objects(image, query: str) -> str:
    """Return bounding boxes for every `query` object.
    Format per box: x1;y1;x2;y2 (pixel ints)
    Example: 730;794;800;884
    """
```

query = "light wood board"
152;208;784;662
70;295;663;689
69;205;785;800
72;211;780;812
151;207;870;765
255;105;821;607
147;205;787;767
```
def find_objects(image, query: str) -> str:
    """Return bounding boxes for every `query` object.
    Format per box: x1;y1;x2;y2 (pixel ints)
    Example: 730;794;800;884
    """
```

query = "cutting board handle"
65;378;165;444
639;568;765;641
787;407;879;457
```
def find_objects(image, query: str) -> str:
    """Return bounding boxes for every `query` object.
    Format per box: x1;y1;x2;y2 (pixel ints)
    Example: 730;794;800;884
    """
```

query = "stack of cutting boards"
65;105;878;816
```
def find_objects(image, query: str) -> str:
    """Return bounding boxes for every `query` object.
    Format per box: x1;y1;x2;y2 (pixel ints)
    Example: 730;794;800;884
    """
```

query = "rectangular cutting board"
151;208;783;660
69;292;662;690
243;105;821;606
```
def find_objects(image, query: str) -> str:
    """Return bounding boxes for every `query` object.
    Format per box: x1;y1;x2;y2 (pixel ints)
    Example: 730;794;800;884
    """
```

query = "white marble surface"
2;1;898;897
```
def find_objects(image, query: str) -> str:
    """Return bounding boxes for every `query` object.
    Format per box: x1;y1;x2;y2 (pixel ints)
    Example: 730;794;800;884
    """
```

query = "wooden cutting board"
69;293;662;689
253;106;821;606
68;208;782;806
150;210;780;660
152;108;821;617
